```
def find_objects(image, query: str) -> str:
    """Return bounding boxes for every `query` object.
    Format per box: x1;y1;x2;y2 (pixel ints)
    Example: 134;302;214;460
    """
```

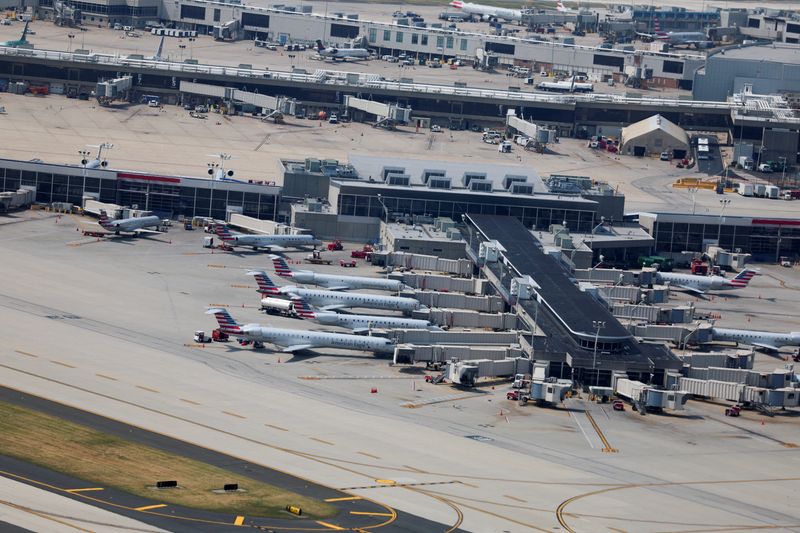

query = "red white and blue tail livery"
249;270;282;295
291;297;317;319
206;308;243;335
272;256;294;278
728;269;756;288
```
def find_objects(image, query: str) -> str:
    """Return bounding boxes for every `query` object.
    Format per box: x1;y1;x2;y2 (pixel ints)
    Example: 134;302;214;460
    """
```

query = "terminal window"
662;60;683;74
383;29;391;41
436;36;444;48
592;54;624;69
180;5;206;20
460;38;467;51
396;31;404;43
421;35;428;45
486;42;515;55
446;36;454;48
412;34;418;44
368;28;377;42
213;8;220;22
242;13;269;28
330;23;359;39
787;23;800;34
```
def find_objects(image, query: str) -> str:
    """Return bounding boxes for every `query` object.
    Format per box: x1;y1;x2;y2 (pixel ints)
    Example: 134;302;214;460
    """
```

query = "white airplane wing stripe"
282;344;315;353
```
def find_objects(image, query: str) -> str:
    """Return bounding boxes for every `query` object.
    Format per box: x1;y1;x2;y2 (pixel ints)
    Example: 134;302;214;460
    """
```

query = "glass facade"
0;165;278;221
336;186;596;232
652;219;800;260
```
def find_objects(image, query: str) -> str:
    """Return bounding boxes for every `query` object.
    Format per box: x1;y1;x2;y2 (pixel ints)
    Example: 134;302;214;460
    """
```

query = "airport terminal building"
0;157;279;220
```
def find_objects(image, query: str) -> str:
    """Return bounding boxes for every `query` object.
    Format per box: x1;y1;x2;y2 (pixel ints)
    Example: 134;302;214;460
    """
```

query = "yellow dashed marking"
316;521;345;530
324;496;362;503
65;488;104;493
265;423;288;431
222;411;247;419
50;360;76;369
135;385;160;394
233;515;245;526
310;437;334;446
180;398;201;405
14;350;38;358
95;374;117;381
134;504;167;511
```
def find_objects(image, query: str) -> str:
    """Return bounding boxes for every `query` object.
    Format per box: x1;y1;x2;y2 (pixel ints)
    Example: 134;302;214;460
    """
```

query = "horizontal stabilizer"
752;342;780;352
321;304;347;311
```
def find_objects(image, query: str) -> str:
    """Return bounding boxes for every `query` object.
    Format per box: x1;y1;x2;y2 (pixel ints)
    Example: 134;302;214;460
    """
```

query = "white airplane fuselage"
240;325;395;354
286;270;403;292
311;311;436;331
451;1;522;22
227;234;318;249
711;328;800;351
104;215;162;233
656;273;738;292
279;287;421;312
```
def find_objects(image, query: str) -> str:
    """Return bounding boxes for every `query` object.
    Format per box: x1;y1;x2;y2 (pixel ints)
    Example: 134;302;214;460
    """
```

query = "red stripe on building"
117;172;182;184
751;219;800;226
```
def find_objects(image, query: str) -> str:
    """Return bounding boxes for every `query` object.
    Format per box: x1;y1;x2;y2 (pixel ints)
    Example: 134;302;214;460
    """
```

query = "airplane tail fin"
270;254;293;278
98;210;112;228
315;39;325;51
214;224;236;242
290;296;316;319
449;0;463;8
730;269;756;288
20;21;29;43
556;1;565;12
154;35;165;61
206;307;243;334
248;270;280;295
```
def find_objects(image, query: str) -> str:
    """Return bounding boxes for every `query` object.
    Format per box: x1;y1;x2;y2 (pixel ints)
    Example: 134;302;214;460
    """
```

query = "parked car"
660;151;670;161
431;124;442;132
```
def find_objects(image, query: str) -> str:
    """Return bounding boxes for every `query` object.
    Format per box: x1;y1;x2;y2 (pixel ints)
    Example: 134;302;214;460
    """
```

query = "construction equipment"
306;250;333;265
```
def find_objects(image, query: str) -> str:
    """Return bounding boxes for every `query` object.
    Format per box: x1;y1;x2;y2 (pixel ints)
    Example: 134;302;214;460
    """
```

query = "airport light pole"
78;149;91;200
778;156;787;188
592;320;605;386
178;44;186;62
207;153;231;219
688;187;698;215
67;33;75;53
717;198;731;245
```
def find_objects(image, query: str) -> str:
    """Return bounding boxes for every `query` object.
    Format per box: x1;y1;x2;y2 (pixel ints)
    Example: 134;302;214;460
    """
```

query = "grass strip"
0;400;334;518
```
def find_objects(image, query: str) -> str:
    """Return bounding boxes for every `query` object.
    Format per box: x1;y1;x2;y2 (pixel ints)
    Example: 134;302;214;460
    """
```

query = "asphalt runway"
0;387;457;532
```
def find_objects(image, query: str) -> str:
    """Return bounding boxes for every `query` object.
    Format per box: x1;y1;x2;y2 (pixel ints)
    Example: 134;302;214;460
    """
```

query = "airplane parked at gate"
710;328;800;352
249;270;423;312
207;307;396;354
448;0;525;22
291;296;438;333
271;255;404;292
313;40;370;61
214;224;320;252
635;30;712;49
98;209;162;235
655;269;756;295
555;1;577;13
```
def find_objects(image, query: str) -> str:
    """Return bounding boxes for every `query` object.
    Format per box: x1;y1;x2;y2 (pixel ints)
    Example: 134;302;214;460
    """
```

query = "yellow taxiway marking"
375;479;396;485
504;494;526;503
584;410;618;453
95;373;117;381
230;284;256;289
324;496;362;503
309;437;334;446
134;504;167;511
265;423;288;431
135;385;160;394
358;451;381;460
180;398;201;405
222;410;247;419
66;487;104;493
233;515;245;526
50;360;76;369
14;350;38;358
0;499;92;532
316;521;345;530
349;511;394;517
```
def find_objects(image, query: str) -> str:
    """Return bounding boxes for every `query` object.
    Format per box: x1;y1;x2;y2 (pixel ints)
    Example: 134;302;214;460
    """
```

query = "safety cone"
277;357;281;363
499;409;504;416
761;419;765;425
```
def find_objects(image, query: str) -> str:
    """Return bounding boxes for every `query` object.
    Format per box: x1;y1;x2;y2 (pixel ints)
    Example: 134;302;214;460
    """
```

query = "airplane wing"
265;245;286;252
320;304;348;311
133;228;164;235
352;328;370;334
751;342;780;352
676;285;706;295
324;286;351;291
281;344;315;353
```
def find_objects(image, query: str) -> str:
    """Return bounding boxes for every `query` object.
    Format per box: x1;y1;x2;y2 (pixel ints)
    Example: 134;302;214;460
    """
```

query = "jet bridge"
179;81;296;119
343;96;411;128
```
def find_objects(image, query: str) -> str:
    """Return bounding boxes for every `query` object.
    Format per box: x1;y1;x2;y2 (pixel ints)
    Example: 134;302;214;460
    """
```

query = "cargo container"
765;185;780;199
737;183;754;197
753;183;766;197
